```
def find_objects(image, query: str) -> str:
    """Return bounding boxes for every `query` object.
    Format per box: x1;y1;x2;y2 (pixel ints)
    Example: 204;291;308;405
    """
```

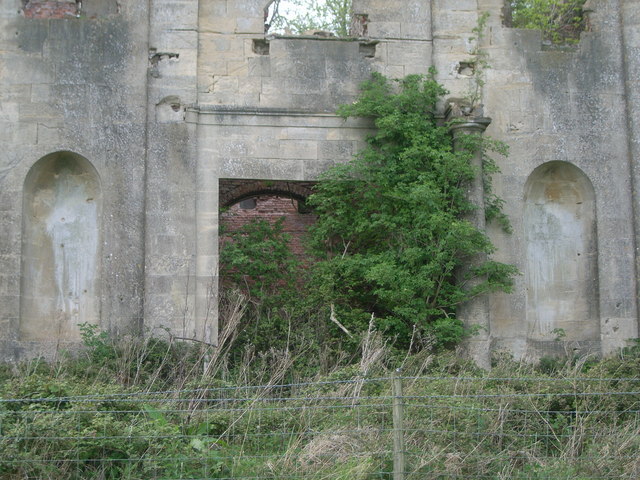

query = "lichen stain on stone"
543;182;582;203
44;168;98;319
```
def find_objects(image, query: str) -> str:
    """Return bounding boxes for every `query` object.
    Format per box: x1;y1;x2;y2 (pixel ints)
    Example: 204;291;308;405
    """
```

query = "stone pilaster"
447;102;492;369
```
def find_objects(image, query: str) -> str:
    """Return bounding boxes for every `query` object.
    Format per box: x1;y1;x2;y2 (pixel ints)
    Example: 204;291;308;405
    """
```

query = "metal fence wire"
1;374;640;479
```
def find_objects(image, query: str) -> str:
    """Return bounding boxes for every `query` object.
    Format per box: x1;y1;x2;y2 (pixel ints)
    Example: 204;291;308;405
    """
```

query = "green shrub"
306;72;517;350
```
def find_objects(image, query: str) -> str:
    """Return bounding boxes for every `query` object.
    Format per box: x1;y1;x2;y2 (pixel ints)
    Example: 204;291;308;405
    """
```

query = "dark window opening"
359;41;377;58
239;198;258;210
252;39;270;55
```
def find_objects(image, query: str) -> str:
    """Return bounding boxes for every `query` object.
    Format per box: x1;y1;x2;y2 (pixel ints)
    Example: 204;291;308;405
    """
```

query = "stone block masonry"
0;0;638;364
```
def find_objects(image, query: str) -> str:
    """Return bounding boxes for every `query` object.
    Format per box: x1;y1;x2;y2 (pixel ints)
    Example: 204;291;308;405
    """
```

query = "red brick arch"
219;179;315;207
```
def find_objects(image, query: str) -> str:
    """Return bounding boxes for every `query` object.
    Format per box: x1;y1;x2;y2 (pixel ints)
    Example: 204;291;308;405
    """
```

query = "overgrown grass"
1;311;639;479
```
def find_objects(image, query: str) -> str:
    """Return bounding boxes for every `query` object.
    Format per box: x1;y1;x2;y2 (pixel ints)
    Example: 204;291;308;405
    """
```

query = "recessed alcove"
20;151;102;341
523;161;599;342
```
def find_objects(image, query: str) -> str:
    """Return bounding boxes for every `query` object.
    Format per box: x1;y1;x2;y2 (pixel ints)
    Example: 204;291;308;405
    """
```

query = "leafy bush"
220;218;299;307
219;218;315;358
306;72;517;349
218;73;517;356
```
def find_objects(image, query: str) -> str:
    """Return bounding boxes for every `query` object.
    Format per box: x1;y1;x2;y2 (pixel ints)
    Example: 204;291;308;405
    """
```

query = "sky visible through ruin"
269;0;334;33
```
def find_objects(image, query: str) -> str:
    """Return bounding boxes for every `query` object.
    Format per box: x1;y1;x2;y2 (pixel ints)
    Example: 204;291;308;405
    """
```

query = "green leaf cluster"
0;379;228;480
219;218;308;354
306;72;517;349
220;217;299;306
511;0;587;44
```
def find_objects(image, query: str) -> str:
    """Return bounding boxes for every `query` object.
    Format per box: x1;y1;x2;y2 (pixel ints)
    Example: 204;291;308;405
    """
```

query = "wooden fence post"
392;369;405;480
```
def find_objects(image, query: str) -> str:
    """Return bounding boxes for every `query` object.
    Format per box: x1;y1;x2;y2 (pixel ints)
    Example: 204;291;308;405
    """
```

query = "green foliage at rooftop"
510;0;588;44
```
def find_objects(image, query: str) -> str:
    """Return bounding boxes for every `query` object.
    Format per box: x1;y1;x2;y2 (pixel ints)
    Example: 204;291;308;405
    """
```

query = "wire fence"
2;374;640;479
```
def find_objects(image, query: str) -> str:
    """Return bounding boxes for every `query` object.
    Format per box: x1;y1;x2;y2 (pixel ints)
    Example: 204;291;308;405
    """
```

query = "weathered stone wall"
620;0;640;342
352;0;432;78
0;0;149;360
143;0;199;341
1;0;638;363
478;0;639;359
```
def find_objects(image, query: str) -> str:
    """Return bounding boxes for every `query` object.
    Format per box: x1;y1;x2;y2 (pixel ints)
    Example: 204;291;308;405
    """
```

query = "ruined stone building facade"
1;0;639;363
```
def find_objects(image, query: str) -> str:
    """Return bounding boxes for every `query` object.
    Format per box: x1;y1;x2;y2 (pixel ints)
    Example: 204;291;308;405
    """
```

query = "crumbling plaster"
0;0;638;363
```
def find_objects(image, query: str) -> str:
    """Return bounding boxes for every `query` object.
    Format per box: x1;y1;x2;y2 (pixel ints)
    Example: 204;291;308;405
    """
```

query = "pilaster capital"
445;99;491;136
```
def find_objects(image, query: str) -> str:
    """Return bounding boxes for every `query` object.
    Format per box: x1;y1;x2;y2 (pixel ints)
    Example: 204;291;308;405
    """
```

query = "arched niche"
20;151;102;341
524;161;599;342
